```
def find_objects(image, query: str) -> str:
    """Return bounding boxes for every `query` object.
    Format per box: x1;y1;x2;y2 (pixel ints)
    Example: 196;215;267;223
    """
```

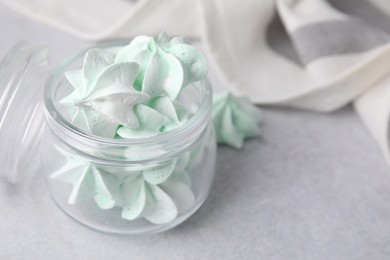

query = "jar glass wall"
40;42;216;235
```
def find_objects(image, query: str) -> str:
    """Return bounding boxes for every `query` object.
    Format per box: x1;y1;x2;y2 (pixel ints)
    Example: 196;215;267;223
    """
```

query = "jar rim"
43;40;213;148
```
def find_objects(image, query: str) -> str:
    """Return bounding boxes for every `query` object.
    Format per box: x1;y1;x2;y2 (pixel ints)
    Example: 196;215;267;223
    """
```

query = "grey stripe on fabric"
266;12;304;66
328;0;390;34
291;19;390;64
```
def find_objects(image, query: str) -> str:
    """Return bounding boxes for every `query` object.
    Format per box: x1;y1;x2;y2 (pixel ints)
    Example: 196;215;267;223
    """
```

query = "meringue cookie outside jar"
41;40;216;235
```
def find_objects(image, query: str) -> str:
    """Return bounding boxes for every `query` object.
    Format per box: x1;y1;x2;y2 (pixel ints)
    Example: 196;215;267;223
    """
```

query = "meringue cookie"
115;36;184;100
116;104;171;138
120;172;194;224
50;152;118;209
61;34;208;139
213;92;262;149
157;33;208;87
83;63;149;128
52;147;195;224
117;96;190;138
61;50;149;136
143;152;189;184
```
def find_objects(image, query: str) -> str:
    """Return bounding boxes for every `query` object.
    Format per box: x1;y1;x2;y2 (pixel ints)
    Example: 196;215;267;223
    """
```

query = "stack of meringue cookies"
52;34;262;224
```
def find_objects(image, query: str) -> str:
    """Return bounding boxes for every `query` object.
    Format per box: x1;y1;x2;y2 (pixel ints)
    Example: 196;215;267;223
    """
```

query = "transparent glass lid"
0;41;49;182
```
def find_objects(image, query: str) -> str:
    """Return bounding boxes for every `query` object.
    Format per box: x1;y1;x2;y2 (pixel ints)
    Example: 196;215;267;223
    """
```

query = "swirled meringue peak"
213;92;262;149
60;34;208;139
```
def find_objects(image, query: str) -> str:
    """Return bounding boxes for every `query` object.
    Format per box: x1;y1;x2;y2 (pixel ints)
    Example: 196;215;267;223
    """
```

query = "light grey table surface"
1;3;390;260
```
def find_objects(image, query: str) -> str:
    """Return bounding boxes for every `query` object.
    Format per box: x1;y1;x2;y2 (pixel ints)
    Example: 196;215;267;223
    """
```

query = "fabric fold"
354;77;390;164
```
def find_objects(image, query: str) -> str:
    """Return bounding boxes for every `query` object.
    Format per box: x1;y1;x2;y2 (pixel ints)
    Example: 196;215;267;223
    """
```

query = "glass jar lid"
0;41;49;182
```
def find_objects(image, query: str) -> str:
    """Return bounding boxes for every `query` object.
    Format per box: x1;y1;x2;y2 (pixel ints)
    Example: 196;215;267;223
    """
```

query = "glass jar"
1;41;216;235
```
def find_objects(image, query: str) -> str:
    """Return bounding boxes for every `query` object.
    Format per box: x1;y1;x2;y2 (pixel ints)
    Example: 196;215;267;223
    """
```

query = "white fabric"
3;0;390;165
306;46;388;81
1;0;201;39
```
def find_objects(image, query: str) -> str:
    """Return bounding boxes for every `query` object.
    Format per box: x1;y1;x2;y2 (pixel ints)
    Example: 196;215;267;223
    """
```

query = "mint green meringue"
116;35;185;100
51;152;118;209
61;34;207;139
61;52;149;137
117;96;189;138
51;147;194;224
157;34;208;87
120;176;194;224
213;92;262;149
